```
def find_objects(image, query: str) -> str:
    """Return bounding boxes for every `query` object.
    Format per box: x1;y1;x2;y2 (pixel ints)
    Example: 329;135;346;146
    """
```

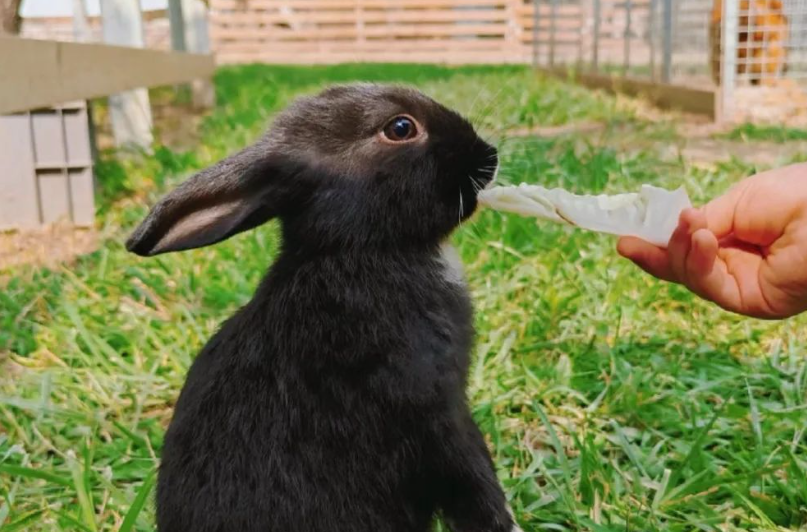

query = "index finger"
702;181;747;240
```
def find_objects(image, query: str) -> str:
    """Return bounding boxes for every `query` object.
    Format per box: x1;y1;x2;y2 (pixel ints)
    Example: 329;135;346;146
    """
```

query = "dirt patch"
93;91;209;153
151;101;208;152
506;121;607;138
673;119;807;167
732;82;807;127
0;224;99;272
678;137;807;167
505;118;806;169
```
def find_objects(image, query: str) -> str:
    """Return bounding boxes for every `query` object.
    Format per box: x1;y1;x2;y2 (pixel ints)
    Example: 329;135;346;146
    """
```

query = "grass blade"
68;453;98;532
1;509;46;532
118;470;156;532
0;464;71;488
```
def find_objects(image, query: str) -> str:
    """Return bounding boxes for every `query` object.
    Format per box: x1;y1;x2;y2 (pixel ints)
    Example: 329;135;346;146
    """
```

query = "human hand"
617;163;807;319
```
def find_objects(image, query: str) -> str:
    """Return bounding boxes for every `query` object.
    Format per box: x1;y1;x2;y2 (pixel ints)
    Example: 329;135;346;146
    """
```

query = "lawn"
2;64;807;532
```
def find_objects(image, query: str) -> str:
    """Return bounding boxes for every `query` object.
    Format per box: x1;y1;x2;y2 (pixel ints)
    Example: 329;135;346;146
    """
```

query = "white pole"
649;0;657;80
624;0;632;76
71;0;91;42
720;0;738;123
182;0;215;109
549;0;557;67
592;0;600;72
168;0;187;52
99;0;154;150
532;0;540;68
661;0;672;82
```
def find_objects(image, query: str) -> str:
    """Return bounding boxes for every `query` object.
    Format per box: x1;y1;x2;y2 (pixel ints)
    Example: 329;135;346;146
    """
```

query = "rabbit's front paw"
507;506;522;532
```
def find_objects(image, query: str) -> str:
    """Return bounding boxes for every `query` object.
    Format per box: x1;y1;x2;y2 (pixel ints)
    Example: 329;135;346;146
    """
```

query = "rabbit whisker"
459;188;464;224
468;175;482;194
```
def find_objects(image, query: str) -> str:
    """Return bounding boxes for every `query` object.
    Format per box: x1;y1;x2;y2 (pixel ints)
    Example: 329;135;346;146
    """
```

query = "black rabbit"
127;84;518;532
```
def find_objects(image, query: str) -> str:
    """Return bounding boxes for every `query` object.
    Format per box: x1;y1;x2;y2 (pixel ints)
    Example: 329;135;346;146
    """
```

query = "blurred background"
2;2;807;531
9;1;807;112
3;0;807;237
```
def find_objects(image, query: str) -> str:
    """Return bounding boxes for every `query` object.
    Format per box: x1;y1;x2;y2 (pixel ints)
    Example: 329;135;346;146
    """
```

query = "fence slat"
211;24;513;40
209;0;646;66
214;10;511;24
213;0;511;9
0;37;215;115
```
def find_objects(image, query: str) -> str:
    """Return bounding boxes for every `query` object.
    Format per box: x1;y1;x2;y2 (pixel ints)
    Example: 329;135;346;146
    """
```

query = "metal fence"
532;0;807;123
530;0;697;81
719;0;807;123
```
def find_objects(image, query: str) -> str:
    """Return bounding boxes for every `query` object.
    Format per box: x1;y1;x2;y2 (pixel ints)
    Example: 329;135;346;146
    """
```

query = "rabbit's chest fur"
158;249;476;532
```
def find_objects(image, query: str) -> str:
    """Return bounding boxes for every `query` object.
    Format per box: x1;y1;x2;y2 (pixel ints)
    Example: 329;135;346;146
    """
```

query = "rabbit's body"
158;246;495;532
128;84;514;532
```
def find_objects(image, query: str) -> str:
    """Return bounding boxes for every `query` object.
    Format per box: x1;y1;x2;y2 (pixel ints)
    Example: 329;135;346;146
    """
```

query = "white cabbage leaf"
478;184;692;248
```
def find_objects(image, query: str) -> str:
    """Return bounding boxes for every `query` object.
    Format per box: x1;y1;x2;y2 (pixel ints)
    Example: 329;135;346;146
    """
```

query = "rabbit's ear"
126;144;283;256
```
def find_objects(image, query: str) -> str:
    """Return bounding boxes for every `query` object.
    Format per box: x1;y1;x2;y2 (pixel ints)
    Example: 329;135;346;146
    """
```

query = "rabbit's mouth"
455;146;498;223
487;164;500;189
470;147;499;193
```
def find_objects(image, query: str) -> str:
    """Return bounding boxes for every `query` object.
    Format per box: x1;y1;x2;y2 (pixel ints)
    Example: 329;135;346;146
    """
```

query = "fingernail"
678;211;690;229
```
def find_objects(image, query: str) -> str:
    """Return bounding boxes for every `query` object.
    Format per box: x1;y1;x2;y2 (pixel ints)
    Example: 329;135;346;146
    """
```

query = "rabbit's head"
126;84;497;256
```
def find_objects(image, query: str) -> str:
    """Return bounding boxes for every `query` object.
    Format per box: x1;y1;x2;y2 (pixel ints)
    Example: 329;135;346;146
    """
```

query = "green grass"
719;123;807;143
1;64;806;532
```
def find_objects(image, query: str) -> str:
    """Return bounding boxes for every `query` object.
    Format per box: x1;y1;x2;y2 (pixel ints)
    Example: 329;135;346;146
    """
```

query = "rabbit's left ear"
126;144;285;256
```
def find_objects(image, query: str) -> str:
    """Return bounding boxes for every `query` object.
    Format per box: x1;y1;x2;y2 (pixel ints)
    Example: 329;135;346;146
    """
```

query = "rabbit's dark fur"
127;84;514;532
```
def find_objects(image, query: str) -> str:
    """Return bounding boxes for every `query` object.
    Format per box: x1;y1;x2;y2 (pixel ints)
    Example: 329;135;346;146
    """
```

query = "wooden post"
592;0;601;72
504;0;518;62
72;0;91;42
623;0;631;76
532;0;541;68
168;0;191;103
168;0;187;52
355;0;365;44
720;0;738;122
649;0;657;80
662;0;673;83
182;0;215;109
100;0;154;150
576;1;584;67
549;0;558;67
71;0;99;172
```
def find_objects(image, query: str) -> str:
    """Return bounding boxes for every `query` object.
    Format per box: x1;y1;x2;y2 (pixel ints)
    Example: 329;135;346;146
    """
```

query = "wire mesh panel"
669;0;712;85
530;0;650;71
526;0;807;122
529;0;587;67
716;0;807;123
788;0;807;76
530;0;711;83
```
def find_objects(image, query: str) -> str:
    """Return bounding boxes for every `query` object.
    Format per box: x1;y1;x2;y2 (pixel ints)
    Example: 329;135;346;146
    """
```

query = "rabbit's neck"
437;242;465;286
268;240;465;288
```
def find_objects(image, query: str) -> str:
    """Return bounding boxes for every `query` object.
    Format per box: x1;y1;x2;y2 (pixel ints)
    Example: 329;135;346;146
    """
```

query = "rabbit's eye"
382;116;418;142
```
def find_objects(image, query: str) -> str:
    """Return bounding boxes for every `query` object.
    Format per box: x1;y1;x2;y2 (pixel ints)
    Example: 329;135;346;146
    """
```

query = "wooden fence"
21;10;172;50
0;37;215;230
209;0;657;66
209;0;592;65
